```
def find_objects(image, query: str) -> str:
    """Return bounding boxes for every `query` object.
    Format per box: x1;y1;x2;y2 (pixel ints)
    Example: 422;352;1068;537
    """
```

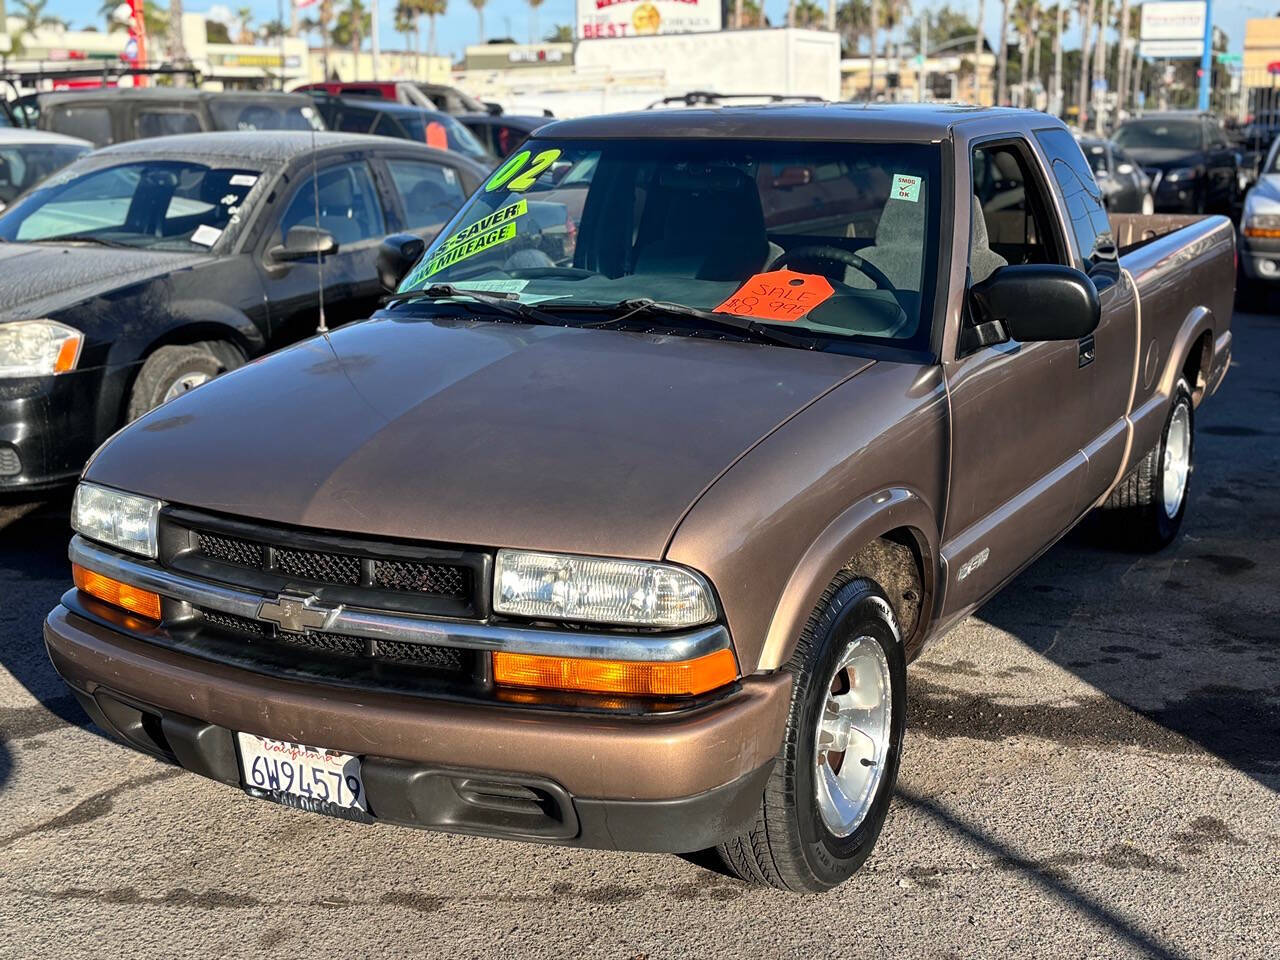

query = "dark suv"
1112;111;1241;214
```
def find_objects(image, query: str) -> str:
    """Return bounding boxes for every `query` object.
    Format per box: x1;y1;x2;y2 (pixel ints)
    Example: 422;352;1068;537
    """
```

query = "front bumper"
1150;174;1201;213
1239;233;1280;282
0;365;117;491
45;603;791;851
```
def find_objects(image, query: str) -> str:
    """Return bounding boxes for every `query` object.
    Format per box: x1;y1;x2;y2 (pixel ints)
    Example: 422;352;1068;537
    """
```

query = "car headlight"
72;482;161;558
1164;166;1201;183
494;549;717;628
0;319;83;378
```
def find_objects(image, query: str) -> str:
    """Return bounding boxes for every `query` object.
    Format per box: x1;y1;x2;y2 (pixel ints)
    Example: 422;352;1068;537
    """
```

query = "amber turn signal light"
72;563;162;621
492;648;738;697
1244;226;1280;239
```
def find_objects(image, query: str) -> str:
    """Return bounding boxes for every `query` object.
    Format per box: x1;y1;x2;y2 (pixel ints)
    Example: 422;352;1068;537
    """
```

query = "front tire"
714;576;906;893
1098;378;1194;550
127;343;238;421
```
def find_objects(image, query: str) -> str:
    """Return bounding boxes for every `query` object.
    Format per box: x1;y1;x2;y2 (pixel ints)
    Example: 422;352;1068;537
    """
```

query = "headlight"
1164;166;1201;183
0;319;83;378
494;549;716;628
71;482;161;558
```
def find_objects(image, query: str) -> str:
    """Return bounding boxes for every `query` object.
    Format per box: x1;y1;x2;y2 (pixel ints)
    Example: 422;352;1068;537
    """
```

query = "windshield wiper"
383;283;573;328
584;298;821;350
37;234;130;248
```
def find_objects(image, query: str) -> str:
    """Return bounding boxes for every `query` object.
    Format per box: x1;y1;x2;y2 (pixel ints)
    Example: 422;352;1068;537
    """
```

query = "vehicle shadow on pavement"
961;308;1279;795
0;496;98;786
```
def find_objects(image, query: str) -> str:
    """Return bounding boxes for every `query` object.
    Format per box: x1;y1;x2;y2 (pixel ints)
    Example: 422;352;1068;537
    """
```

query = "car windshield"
394;138;942;350
209;98;324;132
401;111;489;161
0;143;90;204
0;159;260;250
1113;120;1202;151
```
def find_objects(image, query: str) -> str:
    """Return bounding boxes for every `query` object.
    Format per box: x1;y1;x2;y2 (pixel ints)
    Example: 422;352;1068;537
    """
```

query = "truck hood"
86;315;874;559
0;243;212;320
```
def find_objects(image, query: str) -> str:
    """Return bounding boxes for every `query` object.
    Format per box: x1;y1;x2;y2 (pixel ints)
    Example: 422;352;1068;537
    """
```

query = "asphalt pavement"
0;311;1276;960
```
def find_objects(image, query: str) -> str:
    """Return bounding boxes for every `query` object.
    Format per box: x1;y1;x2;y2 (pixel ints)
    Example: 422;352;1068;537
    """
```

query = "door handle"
1078;334;1096;368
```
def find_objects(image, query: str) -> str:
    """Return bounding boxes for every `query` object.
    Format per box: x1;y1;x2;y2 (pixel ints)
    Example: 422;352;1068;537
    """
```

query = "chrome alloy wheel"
1162;401;1192;519
813;635;893;837
162;371;213;403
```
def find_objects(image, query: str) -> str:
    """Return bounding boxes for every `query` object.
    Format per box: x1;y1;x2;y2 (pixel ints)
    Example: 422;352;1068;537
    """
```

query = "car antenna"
310;124;328;335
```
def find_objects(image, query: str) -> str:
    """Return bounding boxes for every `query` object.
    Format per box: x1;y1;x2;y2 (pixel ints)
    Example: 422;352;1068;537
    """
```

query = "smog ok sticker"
890;173;922;202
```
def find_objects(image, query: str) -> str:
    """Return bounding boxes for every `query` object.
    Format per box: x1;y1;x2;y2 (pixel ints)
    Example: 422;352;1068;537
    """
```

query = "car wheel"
1098;378;1194;550
713;575;906;892
1141;193;1155;215
127;343;238;422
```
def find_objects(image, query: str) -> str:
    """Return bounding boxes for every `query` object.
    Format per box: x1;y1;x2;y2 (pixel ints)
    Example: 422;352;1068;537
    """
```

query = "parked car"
305;94;494;166
1238;135;1280;300
295;80;501;116
457;113;550;159
0;127;91;209
1111;111;1241;214
46;105;1234;893
1077;135;1154;213
21;89;325;148
0;130;484;492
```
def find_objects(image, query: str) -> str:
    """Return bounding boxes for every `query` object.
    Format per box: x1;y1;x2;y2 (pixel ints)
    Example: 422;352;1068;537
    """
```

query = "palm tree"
996;0;1010;104
304;0;336;79
794;0;824;27
545;23;573;41
836;0;869;58
1048;2;1069;115
527;0;544;45
1115;0;1132;119
470;0;486;44
973;0;985;102
236;5;255;44
394;0;418;70
1091;0;1109;132
868;0;878;98
1012;0;1038;106
422;0;446;56
787;0;796;28
1077;0;1095;126
11;0;65;56
333;0;371;78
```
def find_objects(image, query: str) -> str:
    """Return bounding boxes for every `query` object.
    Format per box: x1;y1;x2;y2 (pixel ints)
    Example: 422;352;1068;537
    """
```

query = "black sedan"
1077;136;1153;214
0;130;486;493
1111;111;1240;215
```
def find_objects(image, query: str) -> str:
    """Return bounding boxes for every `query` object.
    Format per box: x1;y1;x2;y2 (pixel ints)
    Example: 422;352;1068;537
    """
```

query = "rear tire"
1098;378;1194;551
714;575;906;893
127;343;239;422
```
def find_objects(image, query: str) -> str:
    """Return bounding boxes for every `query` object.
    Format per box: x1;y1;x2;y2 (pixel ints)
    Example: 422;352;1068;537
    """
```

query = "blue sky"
46;0;1270;65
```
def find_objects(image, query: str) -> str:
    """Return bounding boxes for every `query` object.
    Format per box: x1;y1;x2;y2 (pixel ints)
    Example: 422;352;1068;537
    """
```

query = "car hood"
85;316;874;559
1121;148;1206;171
0;243;212;320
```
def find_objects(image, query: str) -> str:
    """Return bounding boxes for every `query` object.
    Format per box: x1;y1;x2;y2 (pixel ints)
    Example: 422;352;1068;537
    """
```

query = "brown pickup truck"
46;105;1234;893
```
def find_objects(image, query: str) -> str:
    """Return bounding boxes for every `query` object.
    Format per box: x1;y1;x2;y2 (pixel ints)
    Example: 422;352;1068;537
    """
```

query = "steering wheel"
767;244;897;293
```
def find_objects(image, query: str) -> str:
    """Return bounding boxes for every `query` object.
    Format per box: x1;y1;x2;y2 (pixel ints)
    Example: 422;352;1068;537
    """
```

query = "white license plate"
236;734;368;815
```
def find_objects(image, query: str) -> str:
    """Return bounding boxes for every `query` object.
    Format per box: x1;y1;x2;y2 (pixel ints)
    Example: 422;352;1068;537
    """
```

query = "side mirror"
967;264;1100;348
270;225;338;263
376;232;426;292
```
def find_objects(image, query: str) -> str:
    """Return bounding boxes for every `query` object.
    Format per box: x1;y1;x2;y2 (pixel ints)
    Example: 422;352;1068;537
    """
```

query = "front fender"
149;298;267;358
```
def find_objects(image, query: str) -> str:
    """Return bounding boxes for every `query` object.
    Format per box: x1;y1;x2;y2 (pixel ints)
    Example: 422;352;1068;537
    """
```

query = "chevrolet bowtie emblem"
256;592;341;634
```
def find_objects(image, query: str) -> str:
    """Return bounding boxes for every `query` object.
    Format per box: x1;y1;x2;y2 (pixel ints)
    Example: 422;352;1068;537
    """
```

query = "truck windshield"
396;138;942;350
1113;120;1202;151
0;160;260;251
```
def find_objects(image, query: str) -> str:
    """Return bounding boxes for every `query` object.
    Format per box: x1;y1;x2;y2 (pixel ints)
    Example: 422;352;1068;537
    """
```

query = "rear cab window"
136;110;204;138
1034;128;1118;282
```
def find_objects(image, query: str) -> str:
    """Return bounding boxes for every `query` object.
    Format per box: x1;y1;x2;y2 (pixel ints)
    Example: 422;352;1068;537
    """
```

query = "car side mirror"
376;232;426;292
966;264;1100;349
270;225;338;263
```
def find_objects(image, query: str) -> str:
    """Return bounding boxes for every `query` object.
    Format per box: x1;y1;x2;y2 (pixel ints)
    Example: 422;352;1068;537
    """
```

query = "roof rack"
645;91;827;109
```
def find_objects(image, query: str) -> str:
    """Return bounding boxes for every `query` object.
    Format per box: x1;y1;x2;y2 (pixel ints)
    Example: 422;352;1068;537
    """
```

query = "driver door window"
970;142;1062;273
278;161;385;247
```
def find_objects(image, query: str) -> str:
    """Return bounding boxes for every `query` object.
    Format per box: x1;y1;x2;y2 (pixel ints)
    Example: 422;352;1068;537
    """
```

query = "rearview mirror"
270;225;338;263
966;264;1100;348
376;233;426;292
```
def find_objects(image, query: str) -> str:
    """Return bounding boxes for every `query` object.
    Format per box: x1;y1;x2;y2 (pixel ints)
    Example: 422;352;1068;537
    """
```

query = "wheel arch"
1159;305;1216;407
755;487;940;673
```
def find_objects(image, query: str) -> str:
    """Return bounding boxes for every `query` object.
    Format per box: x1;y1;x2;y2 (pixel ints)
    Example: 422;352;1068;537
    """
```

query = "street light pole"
1198;0;1212;111
371;0;381;78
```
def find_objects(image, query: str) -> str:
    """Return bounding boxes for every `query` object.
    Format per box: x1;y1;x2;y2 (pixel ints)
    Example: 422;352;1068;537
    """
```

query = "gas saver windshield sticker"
890;173;922;202
714;269;835;322
438;199;527;252
422;222;518;279
190;224;223;247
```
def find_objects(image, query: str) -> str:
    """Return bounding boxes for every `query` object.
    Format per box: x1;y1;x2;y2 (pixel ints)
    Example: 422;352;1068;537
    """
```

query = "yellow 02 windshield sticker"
484;148;562;193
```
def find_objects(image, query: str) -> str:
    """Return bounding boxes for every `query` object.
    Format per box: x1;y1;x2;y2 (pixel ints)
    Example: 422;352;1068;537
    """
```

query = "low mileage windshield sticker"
401;200;528;288
890;173;922;202
438;199;527;251
714;269;835;322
